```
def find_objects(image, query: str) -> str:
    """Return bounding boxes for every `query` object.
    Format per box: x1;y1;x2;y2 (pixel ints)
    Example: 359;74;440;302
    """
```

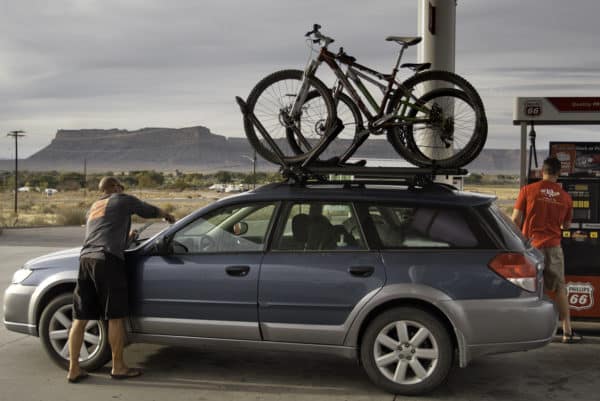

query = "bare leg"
109;318;128;375
556;288;572;336
67;319;88;379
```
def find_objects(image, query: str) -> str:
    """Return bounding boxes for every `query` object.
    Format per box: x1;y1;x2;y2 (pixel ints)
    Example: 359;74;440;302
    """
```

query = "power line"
7;130;25;214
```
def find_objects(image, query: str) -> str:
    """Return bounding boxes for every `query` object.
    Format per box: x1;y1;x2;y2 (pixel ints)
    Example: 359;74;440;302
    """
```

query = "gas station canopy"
514;97;600;125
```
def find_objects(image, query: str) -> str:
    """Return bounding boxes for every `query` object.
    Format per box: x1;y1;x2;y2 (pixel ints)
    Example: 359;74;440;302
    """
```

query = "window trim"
268;200;371;253
170;201;281;255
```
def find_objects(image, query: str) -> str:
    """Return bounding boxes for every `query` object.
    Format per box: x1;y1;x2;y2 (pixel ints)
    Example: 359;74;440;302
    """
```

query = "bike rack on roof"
235;96;467;188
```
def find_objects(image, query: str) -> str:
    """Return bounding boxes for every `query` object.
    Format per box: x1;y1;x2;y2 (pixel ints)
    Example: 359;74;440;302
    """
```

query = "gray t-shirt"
81;193;160;260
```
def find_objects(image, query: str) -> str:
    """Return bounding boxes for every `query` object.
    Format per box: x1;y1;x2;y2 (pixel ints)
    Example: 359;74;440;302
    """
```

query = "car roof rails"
235;96;468;190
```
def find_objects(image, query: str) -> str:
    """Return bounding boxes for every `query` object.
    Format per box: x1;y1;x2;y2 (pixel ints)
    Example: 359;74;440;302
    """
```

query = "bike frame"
313;47;432;130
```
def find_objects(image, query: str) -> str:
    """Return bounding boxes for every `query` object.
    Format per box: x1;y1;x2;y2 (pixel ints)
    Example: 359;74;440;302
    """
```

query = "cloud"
1;0;600;159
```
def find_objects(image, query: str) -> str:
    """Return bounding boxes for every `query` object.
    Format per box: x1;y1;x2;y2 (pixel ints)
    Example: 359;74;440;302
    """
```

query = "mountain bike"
243;24;487;168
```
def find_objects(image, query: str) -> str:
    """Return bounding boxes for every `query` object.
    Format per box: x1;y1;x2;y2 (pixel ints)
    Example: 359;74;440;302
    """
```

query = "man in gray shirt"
67;176;175;383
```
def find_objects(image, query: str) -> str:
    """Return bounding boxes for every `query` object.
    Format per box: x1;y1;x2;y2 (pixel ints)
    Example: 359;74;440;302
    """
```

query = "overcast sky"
2;0;600;158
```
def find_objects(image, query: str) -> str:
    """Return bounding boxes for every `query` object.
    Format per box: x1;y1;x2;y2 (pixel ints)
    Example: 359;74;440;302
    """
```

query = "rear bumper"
3;284;37;336
442;296;557;366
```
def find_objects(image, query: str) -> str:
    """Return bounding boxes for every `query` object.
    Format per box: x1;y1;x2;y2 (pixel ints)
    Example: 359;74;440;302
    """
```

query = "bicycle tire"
386;70;487;167
243;69;336;164
402;70;488;166
287;91;364;161
390;88;485;168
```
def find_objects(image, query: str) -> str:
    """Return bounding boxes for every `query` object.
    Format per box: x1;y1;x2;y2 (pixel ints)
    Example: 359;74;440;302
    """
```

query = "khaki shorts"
540;246;566;292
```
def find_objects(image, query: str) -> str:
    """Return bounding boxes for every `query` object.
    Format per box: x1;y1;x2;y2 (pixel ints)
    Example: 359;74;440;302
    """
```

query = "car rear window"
479;203;528;251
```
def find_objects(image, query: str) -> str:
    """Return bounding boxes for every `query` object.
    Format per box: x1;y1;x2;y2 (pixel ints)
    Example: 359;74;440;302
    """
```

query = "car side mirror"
233;222;248;236
153;236;172;255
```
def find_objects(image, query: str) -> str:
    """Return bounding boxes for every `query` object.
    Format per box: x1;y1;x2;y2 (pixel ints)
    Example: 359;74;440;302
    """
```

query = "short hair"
98;176;122;192
542;157;562;176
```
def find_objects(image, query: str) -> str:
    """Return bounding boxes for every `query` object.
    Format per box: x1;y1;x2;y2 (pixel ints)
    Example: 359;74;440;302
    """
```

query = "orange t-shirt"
514;180;573;248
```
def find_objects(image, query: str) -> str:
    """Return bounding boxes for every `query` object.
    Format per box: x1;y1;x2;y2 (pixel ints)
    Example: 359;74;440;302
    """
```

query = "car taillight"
488;253;537;292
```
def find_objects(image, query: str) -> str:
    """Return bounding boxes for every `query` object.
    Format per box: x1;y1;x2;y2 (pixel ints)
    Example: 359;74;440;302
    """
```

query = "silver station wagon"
3;182;557;395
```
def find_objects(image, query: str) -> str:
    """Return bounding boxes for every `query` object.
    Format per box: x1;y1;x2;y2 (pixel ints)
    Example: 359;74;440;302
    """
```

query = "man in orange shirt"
512;157;581;343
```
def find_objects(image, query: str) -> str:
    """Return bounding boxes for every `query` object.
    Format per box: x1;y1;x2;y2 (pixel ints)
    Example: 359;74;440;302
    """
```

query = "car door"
129;201;278;340
259;201;386;345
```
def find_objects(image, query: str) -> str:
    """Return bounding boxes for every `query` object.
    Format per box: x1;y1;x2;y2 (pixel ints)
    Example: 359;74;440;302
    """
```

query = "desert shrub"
42;205;56;214
19;201;34;212
161;203;176;213
30;216;50;226
174;207;196;220
57;207;87;226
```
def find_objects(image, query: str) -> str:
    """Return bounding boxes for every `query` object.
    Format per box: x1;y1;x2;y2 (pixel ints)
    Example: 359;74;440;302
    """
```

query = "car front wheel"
360;307;453;395
39;293;111;371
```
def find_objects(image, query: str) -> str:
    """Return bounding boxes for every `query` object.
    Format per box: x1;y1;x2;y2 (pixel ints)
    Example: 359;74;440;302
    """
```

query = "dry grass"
0;183;521;227
464;184;520;215
0;189;224;227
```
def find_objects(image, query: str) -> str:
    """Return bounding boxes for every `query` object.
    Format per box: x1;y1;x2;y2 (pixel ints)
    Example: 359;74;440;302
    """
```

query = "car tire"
360;307;453;395
39;293;111;371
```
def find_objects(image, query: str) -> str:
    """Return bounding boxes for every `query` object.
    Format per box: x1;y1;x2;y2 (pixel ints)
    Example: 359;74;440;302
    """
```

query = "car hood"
24;247;82;270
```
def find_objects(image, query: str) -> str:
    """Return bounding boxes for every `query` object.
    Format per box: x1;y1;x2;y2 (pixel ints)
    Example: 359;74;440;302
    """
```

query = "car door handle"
348;266;375;277
225;265;250;277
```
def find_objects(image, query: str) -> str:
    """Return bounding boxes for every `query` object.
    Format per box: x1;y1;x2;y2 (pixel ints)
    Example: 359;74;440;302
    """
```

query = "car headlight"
11;268;33;284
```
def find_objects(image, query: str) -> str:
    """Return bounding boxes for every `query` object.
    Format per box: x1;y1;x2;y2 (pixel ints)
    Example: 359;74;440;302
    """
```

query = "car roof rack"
279;162;466;189
235;96;468;190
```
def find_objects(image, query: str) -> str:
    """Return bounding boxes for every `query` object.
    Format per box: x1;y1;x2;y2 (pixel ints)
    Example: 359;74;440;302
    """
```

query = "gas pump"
550;142;600;318
515;97;600;320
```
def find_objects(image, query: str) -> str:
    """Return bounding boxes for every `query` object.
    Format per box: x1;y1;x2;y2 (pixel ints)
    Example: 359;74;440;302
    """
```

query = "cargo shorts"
540;246;566;293
73;252;129;320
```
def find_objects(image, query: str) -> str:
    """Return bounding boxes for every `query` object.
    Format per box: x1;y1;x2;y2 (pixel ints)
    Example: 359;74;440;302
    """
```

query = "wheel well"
356;298;458;353
35;283;75;330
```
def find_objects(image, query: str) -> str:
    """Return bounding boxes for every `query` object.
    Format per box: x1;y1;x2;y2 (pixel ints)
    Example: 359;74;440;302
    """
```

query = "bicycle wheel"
244;69;336;164
390;88;484;168
402;70;488;166
287;91;364;161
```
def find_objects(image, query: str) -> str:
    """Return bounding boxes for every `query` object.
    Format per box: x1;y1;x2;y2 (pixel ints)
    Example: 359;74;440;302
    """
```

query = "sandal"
562;331;583;344
110;368;143;380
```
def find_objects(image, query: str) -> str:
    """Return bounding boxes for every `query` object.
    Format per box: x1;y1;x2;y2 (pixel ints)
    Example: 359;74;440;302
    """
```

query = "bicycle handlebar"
305;23;334;46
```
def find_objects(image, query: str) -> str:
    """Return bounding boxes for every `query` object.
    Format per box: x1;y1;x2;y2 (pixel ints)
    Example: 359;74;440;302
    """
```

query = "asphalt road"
1;227;600;401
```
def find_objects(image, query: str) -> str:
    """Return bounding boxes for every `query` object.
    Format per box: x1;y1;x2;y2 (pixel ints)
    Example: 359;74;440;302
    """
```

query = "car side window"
273;202;366;251
171;203;276;254
367;204;486;249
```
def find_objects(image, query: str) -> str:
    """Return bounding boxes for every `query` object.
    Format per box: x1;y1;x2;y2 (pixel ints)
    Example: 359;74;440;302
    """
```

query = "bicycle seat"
401;62;431;72
386;36;422;47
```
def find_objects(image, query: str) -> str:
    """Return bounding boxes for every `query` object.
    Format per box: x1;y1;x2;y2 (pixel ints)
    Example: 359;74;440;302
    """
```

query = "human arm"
124;194;175;223
511;187;527;229
511;209;524;229
562;195;573;229
156;208;176;224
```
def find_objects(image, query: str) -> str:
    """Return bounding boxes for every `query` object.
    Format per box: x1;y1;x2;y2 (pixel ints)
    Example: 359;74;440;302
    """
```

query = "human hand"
163;213;176;224
128;229;139;241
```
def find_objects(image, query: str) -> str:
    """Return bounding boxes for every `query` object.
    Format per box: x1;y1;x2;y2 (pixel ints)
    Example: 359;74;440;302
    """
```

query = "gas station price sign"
551;142;600;178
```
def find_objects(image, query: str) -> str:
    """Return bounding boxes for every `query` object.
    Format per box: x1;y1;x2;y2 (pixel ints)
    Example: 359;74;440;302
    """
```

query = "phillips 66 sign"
567;282;595;311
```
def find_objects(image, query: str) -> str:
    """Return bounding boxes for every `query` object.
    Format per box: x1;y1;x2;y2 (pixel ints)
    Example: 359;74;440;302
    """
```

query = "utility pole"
7;130;25;214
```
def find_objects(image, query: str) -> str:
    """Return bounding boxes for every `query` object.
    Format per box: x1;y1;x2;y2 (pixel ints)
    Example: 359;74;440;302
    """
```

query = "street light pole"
241;152;257;189
7;130;25;214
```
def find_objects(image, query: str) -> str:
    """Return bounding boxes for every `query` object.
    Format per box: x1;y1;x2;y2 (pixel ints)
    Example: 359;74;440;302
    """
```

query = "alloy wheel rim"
373;320;439;385
48;304;103;362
